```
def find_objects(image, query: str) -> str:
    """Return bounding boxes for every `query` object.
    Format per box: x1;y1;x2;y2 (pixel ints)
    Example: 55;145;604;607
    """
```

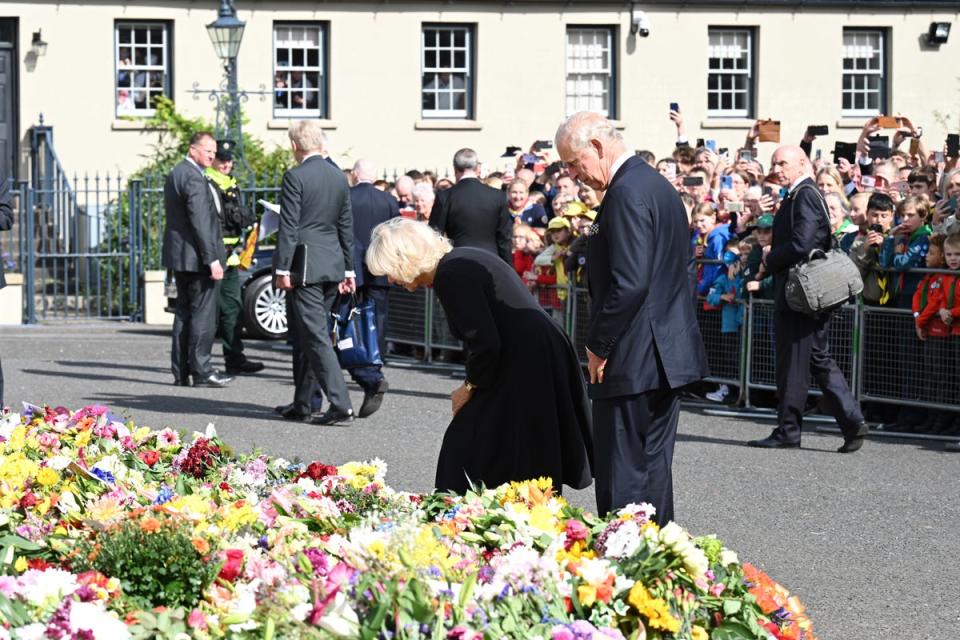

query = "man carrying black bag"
750;145;868;453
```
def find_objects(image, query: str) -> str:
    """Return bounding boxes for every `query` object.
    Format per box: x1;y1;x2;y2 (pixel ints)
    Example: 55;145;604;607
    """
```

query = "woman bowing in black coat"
366;217;593;494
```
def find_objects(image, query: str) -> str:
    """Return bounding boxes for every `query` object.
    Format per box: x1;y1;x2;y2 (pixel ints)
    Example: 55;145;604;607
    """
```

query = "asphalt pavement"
1;323;958;639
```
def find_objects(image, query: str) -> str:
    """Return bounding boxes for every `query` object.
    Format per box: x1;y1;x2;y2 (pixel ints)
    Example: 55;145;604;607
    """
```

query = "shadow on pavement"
87;392;272;420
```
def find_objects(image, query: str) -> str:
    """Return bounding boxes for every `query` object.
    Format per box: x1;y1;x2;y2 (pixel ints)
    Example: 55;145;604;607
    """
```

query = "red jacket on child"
939;273;960;336
914;273;951;337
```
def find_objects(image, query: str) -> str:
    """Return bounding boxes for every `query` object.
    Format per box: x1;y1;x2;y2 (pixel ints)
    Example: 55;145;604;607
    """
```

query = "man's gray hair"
554;112;623;153
353;158;378;182
412;182;435;202
453;148;479;173
288;120;326;153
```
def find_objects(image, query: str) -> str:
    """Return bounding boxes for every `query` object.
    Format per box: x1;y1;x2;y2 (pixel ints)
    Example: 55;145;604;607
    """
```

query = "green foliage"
128;607;190;640
73;517;219;611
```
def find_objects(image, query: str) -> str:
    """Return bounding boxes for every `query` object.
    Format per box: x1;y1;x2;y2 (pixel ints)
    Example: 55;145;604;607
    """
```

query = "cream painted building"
1;0;958;180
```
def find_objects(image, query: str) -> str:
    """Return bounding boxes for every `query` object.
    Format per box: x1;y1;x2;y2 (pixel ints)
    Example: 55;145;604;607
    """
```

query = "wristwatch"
463;381;477;391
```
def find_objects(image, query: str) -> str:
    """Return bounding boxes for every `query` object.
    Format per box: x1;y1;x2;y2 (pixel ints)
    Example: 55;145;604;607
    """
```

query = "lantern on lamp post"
205;0;246;163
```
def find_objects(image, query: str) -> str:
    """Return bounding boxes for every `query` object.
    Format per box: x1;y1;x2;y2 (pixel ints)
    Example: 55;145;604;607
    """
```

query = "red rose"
19;491;38;509
302;461;337;481
138;450;160;467
217;549;245;582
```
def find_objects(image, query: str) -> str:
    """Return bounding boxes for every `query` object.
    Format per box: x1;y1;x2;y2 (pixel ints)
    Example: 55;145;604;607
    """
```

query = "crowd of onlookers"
342;110;960;435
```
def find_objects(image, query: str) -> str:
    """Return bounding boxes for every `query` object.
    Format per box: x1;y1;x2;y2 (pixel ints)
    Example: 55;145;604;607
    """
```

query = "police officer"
205;141;264;375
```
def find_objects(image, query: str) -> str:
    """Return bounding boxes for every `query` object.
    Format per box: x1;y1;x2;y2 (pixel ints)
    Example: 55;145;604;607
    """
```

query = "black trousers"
171;270;219;380
288;282;352;414
774;308;863;442
0;355;4;407
593;387;680;526
218;265;247;368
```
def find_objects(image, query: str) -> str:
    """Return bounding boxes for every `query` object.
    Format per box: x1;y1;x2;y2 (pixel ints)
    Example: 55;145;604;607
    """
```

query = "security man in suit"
428;148;513;264
204;140;263;376
273;120;355;425
751;145;868;453
348;158;400;417
556;112;708;525
0;175;12;405
162;131;232;388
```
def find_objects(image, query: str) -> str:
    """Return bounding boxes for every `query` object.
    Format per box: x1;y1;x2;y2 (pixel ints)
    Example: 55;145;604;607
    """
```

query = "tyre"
242;274;288;339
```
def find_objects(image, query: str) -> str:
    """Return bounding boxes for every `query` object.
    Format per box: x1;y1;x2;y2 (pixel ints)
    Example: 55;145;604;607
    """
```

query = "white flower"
719;548;739;568
318;591;360;638
17;568;78;608
601;520;642;559
204;422;218;438
91;454;126;482
47;456;72;471
10;623;45;640
70;601;131;639
617;502;656;521
659;522;686;549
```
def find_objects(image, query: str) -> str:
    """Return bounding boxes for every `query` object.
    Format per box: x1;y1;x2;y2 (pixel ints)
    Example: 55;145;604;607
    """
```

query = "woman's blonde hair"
365;217;453;284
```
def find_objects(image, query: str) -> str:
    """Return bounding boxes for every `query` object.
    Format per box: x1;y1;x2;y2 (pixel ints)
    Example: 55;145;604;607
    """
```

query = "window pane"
276;48;289;66
306;49;319;67
439;30;450;47
134;48;146;65
422;92;436;110
149;27;162;44
134;28;147;44
454;30;465;47
708;93;719;110
425;50;436;68
454;50;465;68
439;50;451;68
438;93;451;110
425;30;436;47
452;74;465;90
118;28;131;44
843;93;852;110
292;49;304;66
453;92;466;110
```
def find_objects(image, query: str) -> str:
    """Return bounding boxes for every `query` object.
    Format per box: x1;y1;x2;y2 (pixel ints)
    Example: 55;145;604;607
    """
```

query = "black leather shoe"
278;405;312;421
192;371;233;387
358;380;389;418
838;421;869;453
747;435;800;449
312;409;355;426
226;361;265;375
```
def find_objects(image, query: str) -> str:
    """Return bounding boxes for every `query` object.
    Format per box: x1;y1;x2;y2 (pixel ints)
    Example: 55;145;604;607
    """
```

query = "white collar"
608;151;633;185
185;156;204;173
789;174;811;193
302;151;324;163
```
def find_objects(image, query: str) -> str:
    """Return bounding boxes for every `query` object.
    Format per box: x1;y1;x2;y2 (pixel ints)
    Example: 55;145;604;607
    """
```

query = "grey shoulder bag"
784;184;864;316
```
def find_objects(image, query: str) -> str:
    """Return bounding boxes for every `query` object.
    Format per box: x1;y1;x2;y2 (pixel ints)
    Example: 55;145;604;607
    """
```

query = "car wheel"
243;274;287;339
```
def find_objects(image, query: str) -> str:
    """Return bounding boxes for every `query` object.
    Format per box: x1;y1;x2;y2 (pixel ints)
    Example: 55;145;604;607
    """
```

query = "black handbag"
784;184;863;316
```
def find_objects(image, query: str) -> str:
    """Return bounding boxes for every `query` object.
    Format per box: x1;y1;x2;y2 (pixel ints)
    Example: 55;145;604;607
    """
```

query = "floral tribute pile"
0;405;817;640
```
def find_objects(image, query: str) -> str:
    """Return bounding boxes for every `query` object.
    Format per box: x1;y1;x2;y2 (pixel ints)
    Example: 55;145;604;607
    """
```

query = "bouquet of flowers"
0;405;817;640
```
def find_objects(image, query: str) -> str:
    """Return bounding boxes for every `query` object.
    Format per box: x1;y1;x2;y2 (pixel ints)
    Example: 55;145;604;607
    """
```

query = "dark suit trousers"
774;309;863;442
593;388;680;526
289;282;352;414
171;271;219;379
347;286;388;392
0;355;4;406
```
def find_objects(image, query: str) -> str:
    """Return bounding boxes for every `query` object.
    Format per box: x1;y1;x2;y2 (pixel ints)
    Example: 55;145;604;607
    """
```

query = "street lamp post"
205;0;246;164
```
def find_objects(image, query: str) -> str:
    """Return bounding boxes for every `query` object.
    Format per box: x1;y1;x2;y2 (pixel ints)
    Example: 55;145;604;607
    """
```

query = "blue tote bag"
328;294;383;368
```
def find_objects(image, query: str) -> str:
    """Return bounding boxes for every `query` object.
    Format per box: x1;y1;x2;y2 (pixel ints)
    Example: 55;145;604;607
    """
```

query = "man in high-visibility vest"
206;140;264;375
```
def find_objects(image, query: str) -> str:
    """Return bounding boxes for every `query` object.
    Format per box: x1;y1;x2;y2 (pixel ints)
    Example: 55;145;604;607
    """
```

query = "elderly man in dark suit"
347;158;399;417
556;112;708;525
428;148;512;263
751;145;868;453
274;120;356;426
0;176;12;405
162;131;231;388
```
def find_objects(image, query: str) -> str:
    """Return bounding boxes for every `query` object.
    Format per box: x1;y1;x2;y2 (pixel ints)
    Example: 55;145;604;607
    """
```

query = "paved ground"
1;324;958;639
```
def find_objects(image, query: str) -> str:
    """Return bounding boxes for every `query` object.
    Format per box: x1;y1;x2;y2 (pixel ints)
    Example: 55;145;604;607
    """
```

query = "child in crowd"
705;250;744;403
512;223;542;284
691;203;732;297
913;235;954;433
936;234;960;435
535;216;573;324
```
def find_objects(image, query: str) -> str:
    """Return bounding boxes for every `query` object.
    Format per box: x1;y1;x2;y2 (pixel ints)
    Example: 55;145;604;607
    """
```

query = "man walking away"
0;175;12;405
273;120;356;425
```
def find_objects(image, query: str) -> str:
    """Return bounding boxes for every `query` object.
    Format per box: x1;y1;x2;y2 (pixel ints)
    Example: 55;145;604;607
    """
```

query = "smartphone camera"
868;224;884;234
670;102;679;113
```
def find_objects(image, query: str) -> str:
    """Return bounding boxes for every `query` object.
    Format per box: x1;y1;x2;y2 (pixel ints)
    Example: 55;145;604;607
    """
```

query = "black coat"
0;178;12;289
432;247;593;493
274;155;353;284
162;159;225;272
428;177;513;263
350;182;400;288
585;156;708;399
764;177;832;311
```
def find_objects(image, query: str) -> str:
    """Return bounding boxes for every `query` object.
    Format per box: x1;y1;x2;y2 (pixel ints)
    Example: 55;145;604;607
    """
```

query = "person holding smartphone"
932;168;960;236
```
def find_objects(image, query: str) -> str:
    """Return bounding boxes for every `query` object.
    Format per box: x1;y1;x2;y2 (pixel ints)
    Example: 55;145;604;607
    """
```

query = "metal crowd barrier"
382;280;960;415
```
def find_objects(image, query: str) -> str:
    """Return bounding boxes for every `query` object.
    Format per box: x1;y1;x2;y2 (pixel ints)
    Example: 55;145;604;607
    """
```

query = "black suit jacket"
586;156;708;399
0;178;12;289
350;182;400;287
765;177;832;311
162;159;225;272
428;177;512;263
275;155;353;285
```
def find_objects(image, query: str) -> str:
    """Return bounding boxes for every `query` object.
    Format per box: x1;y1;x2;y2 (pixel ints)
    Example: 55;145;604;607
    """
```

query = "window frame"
113;20;173;118
706;26;756;119
420;23;475;120
841;27;888;118
272;21;330;119
564;25;619;120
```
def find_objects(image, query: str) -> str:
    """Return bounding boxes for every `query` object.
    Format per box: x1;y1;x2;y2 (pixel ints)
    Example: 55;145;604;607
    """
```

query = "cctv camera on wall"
631;6;650;38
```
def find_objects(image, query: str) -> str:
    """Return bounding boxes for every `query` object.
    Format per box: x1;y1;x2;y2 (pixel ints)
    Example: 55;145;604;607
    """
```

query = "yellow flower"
36;467;60;487
578;583;598;607
628;583;681;634
134;426;153;442
692;625;709;640
73;430;91;449
14;556;27;572
222;501;258;531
